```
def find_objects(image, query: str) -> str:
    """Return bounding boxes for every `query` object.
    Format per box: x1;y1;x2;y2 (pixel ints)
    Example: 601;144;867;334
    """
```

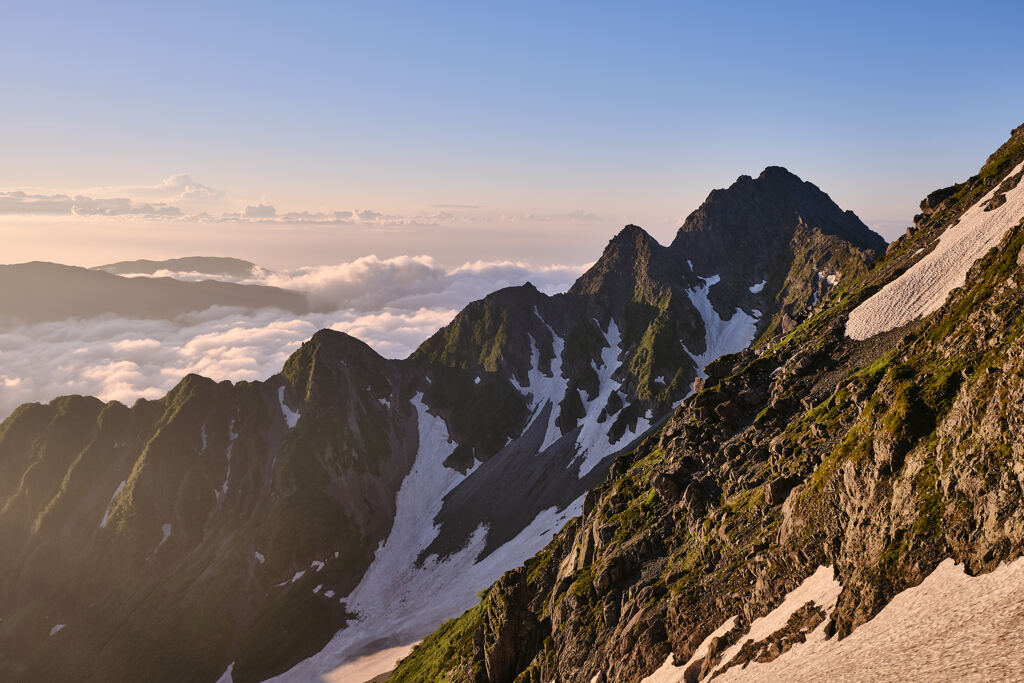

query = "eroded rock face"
392;123;1024;682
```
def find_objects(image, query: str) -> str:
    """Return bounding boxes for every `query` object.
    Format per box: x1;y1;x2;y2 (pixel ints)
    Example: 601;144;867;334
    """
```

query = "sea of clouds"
0;256;587;419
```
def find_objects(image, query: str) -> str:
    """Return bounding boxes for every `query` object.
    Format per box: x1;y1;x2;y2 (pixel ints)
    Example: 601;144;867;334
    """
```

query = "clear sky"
2;0;1023;268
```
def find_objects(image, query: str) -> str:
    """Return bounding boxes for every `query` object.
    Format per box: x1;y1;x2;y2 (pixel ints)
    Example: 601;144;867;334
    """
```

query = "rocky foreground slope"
390;126;1024;681
0;169;882;683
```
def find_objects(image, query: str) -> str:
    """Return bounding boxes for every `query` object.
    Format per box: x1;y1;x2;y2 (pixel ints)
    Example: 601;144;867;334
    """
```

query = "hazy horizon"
4;2;1024;271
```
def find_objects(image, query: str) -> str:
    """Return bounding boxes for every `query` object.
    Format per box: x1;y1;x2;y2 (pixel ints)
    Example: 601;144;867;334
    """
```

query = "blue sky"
2;0;1023;266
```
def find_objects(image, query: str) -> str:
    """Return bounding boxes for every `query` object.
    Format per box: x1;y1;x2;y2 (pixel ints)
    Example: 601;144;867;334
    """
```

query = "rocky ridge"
390;124;1024;682
0;168;882;682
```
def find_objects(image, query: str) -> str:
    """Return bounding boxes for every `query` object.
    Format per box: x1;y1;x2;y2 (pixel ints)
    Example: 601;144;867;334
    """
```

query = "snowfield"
269;394;581;681
684;274;759;379
642;555;1024;682
573;319;650;478
510;310;568;453
277;386;300;429
847;160;1024;340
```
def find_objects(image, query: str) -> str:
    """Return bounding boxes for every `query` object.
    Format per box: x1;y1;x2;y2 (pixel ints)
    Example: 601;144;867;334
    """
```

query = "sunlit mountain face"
2;2;1024;683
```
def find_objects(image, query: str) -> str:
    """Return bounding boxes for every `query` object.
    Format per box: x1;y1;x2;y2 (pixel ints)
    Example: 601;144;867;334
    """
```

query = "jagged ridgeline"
0;169;883;682
392;124;1024;682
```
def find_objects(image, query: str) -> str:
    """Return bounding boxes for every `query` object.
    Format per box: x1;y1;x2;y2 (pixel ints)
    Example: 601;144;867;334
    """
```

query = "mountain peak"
610;223;654;243
673;167;885;254
568;224;673;299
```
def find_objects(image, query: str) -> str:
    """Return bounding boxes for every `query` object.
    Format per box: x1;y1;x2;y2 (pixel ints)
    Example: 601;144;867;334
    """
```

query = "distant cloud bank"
0;174;612;227
0;256;588;419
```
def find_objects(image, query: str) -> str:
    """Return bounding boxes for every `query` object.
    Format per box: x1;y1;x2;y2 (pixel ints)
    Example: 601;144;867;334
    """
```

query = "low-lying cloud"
0;257;588;419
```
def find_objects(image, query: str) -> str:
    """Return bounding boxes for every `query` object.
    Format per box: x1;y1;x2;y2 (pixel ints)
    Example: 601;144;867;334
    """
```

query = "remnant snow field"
644;556;1024;682
642;566;839;683
321;642;419;683
573;319;650;478
846;160;1024;339
278;386;300;428
269;393;581;681
685;274;759;378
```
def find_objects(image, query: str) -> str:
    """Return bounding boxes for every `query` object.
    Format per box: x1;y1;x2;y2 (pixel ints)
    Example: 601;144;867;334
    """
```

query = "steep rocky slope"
390;125;1024;682
0;169;882;682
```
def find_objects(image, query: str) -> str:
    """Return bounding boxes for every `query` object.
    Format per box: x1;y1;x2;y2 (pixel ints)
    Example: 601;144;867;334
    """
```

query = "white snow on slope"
215;420;238;504
99;480;126;529
685;275;759;379
278;386;300;428
847;160;1024;340
642;617;740;683
749;279;766;293
574;319;649;478
511;310;567;452
49;624;65;636
642;566;839;683
719;556;1024;682
818;271;840;287
270;393;581;681
155;523;172;552
644;556;1024;682
215;662;234;683
321;642;419;683
711;565;841;677
254;551;265;564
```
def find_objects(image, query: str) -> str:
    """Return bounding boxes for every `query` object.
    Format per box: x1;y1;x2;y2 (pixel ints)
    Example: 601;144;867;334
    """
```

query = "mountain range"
389;125;1024;681
0;166;887;682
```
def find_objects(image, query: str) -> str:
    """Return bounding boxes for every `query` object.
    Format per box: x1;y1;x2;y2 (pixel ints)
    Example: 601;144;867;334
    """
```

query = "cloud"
88;173;225;201
123;255;589;313
0;257;589;419
244;203;277;218
0;174;614;230
0;191;183;217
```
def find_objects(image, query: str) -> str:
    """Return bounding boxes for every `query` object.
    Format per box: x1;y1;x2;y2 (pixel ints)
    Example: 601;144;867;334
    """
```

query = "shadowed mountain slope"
0;168;883;683
390;125;1024;683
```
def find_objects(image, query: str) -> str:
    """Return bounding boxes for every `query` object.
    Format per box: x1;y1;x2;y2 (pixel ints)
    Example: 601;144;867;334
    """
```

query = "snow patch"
215;662;234;683
847;160;1024;340
320;642;419;683
254;551;265;564
278;386;300;429
155;523;172;551
311;560;325;572
642;566;839;682
313;584;322;594
99;480;126;529
642;617;740;682
510;310;567;453
710;565;840;677
474;376;481;385
684;274;759;379
324;589;335;598
574;319;645;477
49;624;65;636
715;556;1024;681
277;570;306;586
817;270;839;287
215;420;238;504
270;395;579;681
749;279;766;293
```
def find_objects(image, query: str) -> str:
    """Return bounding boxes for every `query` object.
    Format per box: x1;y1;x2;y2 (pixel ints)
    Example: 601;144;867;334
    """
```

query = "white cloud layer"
0;257;587;420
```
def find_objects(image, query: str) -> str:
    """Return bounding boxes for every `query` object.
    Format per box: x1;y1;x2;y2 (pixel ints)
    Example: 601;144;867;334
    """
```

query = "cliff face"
0;169;882;683
391;126;1024;682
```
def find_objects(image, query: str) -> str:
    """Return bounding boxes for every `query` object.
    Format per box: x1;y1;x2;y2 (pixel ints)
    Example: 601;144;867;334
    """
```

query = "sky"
1;0;1023;269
